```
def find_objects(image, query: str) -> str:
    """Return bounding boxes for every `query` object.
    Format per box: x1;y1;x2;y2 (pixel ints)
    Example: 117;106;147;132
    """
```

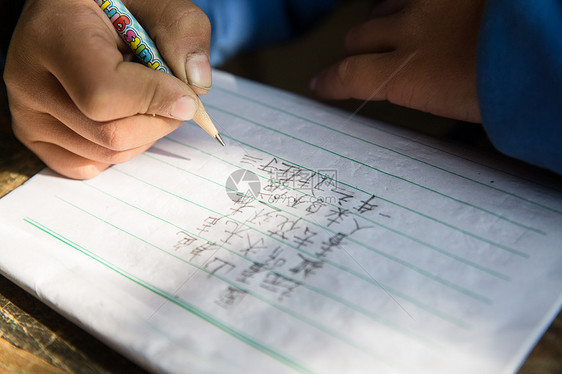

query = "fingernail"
186;55;212;89
309;76;318;92
170;96;197;120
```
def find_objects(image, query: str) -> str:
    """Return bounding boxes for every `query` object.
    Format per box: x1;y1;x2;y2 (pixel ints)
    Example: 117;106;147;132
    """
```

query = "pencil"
94;0;225;147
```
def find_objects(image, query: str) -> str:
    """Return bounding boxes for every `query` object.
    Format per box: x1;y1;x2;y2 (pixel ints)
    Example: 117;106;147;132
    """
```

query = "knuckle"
75;82;123;122
78;85;118;122
183;8;211;34
161;7;210;36
335;58;353;88
387;80;416;108
3;67;16;89
3;59;28;97
344;28;359;53
11;120;29;144
157;8;211;55
143;85;167;116
198;11;212;34
97;121;129;151
180;7;210;30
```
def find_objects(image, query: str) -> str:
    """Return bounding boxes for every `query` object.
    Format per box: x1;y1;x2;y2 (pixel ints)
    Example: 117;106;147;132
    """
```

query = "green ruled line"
58;191;445;350
81;178;471;334
33;200;410;373
79;181;465;341
139;152;493;304
276;90;562;197
163;137;511;281
205;103;545;236
105;166;477;326
24;217;317;374
213;86;562;217
180;130;529;259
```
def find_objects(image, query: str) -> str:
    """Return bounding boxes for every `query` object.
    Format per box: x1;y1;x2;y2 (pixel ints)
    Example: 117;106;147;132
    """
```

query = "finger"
345;16;402;55
126;0;212;93
9;77;184;152
12;131;110;180
13;112;155;165
44;4;199;123
312;53;402;101
45;80;184;150
60;112;183;152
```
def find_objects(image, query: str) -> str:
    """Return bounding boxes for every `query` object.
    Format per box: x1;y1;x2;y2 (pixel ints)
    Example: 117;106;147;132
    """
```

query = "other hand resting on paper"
3;0;212;179
311;0;484;124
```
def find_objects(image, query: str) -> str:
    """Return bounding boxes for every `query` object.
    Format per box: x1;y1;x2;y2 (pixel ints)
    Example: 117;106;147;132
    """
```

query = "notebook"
0;70;561;374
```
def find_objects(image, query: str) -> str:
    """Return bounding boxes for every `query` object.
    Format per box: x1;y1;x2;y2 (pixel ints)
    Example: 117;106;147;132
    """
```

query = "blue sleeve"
477;0;562;174
192;0;340;66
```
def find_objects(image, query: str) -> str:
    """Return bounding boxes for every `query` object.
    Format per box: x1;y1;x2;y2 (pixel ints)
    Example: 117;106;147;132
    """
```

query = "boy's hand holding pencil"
4;0;213;179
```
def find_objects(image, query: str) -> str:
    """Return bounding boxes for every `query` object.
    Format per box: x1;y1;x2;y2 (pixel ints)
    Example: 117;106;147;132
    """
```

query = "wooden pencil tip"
216;133;226;147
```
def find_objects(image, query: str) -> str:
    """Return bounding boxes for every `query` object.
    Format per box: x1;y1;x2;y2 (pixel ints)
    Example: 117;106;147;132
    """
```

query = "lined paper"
1;70;561;374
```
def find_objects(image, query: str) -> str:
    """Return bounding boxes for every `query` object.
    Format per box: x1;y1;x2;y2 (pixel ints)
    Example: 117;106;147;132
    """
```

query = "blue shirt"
196;0;562;175
477;0;562;174
193;0;339;66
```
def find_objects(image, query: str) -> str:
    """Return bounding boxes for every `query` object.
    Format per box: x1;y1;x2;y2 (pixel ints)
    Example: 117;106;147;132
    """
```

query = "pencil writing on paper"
94;0;225;147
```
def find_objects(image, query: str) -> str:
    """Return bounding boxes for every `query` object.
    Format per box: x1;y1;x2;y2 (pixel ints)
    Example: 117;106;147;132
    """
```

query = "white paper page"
1;70;561;374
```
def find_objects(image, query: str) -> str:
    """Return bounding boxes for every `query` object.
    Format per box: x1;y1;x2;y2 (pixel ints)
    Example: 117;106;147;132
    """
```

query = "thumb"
126;0;212;94
45;4;200;122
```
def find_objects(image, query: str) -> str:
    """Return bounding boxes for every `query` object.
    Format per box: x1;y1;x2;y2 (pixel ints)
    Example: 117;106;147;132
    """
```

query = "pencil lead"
216;133;226;147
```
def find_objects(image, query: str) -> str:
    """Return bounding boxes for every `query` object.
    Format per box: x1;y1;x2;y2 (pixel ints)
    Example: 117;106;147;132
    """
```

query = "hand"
4;0;211;179
311;0;485;123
